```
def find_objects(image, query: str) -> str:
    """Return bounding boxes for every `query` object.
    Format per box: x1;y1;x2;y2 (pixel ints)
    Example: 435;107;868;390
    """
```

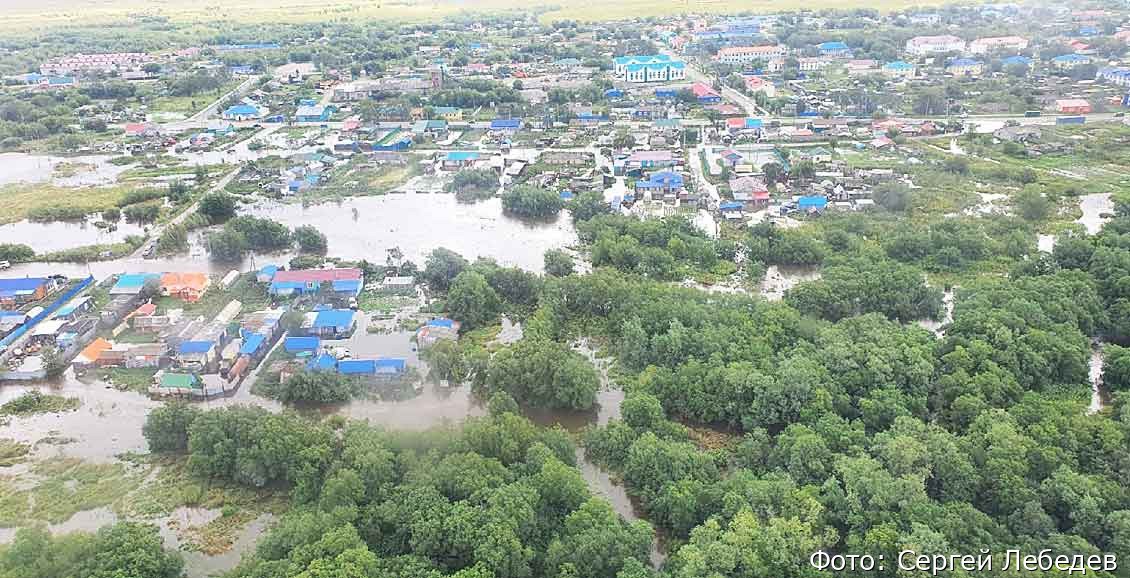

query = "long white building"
968;36;1029;55
905;35;966;56
715;45;789;64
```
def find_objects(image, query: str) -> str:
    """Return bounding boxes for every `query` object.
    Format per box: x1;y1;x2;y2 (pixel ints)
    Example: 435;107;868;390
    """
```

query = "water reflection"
0;217;147;254
0;152;129;187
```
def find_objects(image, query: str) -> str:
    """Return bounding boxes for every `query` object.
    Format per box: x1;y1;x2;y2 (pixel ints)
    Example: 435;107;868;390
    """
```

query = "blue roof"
560;190;575;200
948;58;981;67
1002;55;1031;65
818;41;849;51
258;265;279;279
0;278;48;294
240;333;266;355
884;61;914;70
332;279;362;293
490;118;522;130
178;340;214;354
719;201;744;211
445;151;480;161
604;88;624;97
1053;54;1088;62
798;195;828;209
224;104;260;116
313;309;354;329
338;359;376;375
308;351;337;371
374;358;407;373
112;273;158;291
428;318;455;328
285;336;320;352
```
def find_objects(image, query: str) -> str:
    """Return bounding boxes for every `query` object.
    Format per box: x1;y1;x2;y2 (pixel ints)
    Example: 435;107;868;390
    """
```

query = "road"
161;76;258;132
130;164;243;258
658;48;766;117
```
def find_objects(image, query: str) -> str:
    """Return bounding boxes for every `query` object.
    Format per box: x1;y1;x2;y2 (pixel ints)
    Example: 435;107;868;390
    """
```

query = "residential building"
616;150;677;175
268;268;364;297
634;171;685;195
817;41;851;56
691;82;722;103
489;118;522;132
715;45;788;65
222;104;264;121
1099;67;1130;87
160;272;211;303
905;35;966;56
417;318;460;348
1055;98;1092;114
947;58;984;76
742;75;776;96
969;36;1029;54
379;276;415;295
729;176;770;207
726;117;764;133
430;106;463;121
845;60;878;75
442;151;480;170
1052;54;1092;68
0;277;56;307
41;52;152;75
295;105;335;122
882;61;917;79
305;309;356;339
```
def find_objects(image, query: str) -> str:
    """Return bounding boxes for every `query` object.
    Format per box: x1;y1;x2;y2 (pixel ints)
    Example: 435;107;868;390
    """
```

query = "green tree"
294;225;328;254
198;192;237;222
423;247;469;292
446;270;502;330
501;185;564;219
544;249;575;277
143;403;202;453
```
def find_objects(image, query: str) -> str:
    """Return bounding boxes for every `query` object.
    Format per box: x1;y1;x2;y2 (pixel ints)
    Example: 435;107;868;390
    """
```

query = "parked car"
0;260;10;270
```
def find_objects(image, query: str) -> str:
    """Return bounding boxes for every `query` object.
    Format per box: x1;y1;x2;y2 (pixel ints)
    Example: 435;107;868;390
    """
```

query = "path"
161;76;258;132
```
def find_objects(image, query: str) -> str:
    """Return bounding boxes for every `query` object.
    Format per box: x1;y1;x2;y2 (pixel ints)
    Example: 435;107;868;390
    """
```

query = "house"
817;41;851;56
968;36;1029;55
222;104;264;121
380;276;415;295
177;340;216;371
691;82;722;104
417;318;460;348
539;151;594;166
715;45;788;64
743;76;775;96
905;35;965;56
994;125;1042;142
160;272;211;302
257;265;279;284
1099;67;1130;87
125;343;166;369
442;151;480;170
285;336;321;355
0;277;55;307
295;105;335;122
797;195;828;213
946;58;984;76
615;55;687;83
726;117;764;133
797;147;832;163
1052;54;1091;69
635;171;685;195
1002;55;1032;68
431;106;463;121
729;176;770;207
617;150;676;175
124;122;161;138
412;119;448;136
845;59;878;75
151;372;201;396
306;309;356;339
883;61;916;79
74;338;113;369
268;268;364;297
719;149;744;167
1055;99;1091;114
489;118;522;132
53;296;93;321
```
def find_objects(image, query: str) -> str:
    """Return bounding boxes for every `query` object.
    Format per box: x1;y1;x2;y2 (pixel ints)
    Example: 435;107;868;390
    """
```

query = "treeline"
199;192;327;260
141;403;655;578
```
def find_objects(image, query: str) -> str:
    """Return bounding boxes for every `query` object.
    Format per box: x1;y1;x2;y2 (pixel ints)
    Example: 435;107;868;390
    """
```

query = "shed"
285;336;320;354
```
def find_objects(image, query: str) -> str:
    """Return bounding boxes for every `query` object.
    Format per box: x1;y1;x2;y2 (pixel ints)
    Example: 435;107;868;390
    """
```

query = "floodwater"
241;194;577;272
1037;234;1057;253
0;152;129;187
1088;342;1110;415
759;264;821;301
0;217;147;254
917;287;955;337
1078;193;1114;235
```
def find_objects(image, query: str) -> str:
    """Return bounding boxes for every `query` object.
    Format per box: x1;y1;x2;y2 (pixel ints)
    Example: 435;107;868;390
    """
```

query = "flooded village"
2;2;1130;576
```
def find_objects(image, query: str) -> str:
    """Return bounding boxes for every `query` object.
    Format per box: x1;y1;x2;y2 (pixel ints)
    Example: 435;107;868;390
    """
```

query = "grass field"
0;0;956;30
0;182;134;225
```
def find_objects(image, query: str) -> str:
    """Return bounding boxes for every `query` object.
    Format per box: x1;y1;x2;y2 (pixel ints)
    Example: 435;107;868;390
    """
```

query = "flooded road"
1088;342;1110;415
0;217;147;253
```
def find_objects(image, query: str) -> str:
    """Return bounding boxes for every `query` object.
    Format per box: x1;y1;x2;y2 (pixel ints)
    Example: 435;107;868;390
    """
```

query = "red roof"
271;268;362;283
691;82;719;98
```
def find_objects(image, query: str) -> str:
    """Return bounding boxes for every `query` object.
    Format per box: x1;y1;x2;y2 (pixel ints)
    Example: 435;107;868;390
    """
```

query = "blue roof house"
635;171;685;194
284;336;321;355
222;104;264;121
490;118;522;132
295;105;335;122
798;195;828;213
442;151;480;168
1052;54;1091;68
307;351;337;371
1002;55;1032;67
817;41;850;56
310;309;356;339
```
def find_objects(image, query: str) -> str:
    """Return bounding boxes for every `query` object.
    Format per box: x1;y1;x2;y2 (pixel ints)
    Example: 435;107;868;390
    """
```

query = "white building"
905;35;966;56
614;55;687;83
715;45;789;64
968;36;1029;55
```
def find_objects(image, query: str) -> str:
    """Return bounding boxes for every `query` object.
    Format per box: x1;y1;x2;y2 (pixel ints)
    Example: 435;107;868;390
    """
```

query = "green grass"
0;182;139;225
155;273;271;319
0;459;137;527
0;391;80;417
0;439;30;468
96;367;159;393
356;292;416;314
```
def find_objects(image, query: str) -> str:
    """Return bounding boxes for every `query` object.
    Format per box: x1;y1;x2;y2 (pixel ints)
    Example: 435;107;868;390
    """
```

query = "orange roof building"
160;273;211;302
75;338;113;366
